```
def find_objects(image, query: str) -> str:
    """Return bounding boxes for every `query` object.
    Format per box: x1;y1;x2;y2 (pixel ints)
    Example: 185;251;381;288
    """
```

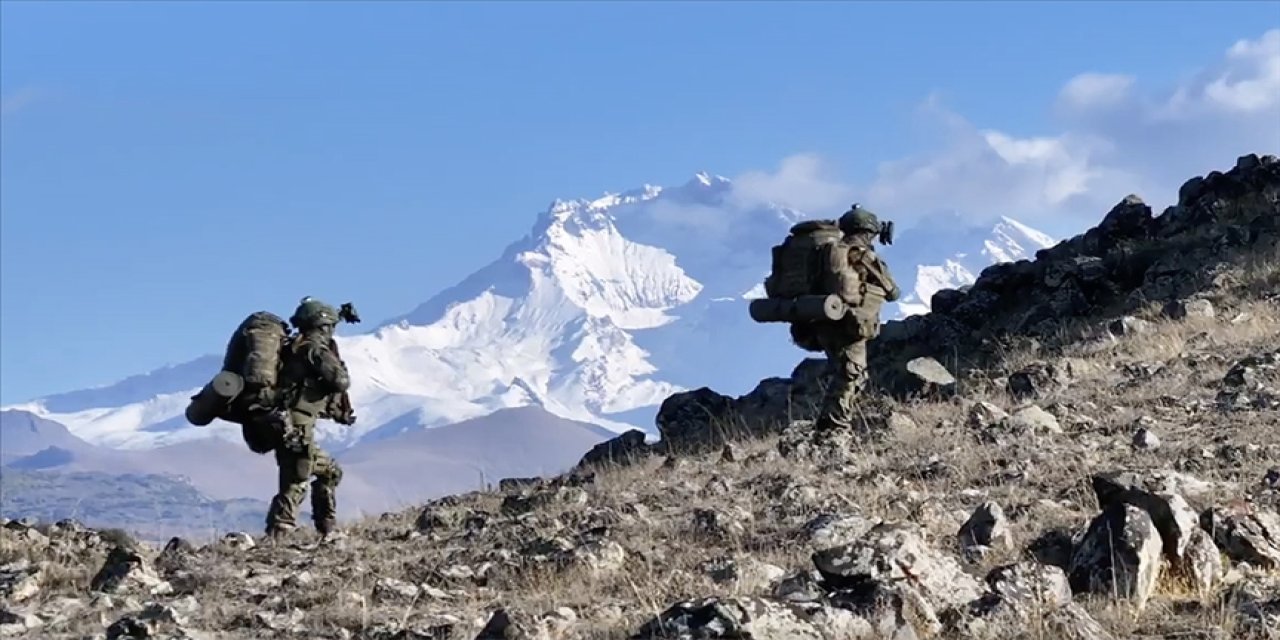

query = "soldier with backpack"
749;203;900;431
184;295;359;540
264;296;355;539
812;205;900;430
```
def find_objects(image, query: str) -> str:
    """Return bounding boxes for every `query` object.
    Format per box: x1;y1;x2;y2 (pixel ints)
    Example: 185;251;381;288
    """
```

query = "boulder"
1007;363;1069;400
1200;504;1280;569
1089;472;1200;559
90;547;172;596
812;522;985;611
655;387;737;452
1067;503;1163;609
632;597;865;640
577;429;651;469
905;357;958;395
1162;298;1216;320
958;502;1012;559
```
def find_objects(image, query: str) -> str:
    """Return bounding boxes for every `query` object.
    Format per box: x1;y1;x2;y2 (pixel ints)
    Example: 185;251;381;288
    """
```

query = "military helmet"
290;296;340;330
838;203;880;235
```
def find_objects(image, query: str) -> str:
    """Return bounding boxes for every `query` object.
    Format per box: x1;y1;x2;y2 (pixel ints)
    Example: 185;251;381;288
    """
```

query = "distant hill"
338;406;614;513
0;409;96;464
0;469;269;543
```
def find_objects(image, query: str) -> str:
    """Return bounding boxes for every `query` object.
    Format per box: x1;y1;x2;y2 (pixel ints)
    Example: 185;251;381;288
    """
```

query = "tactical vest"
277;336;334;418
833;241;896;340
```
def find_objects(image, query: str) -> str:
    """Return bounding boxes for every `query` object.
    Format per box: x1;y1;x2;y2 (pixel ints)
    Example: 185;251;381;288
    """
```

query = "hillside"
0;155;1275;640
0;471;268;543
3;175;1054;454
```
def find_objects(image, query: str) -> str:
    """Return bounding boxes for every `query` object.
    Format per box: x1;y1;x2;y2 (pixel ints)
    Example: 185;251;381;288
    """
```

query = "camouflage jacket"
823;238;900;305
278;332;351;419
821;238;900;338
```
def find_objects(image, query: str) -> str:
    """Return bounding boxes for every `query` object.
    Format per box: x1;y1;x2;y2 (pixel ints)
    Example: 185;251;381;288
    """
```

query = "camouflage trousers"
815;331;869;430
265;411;342;535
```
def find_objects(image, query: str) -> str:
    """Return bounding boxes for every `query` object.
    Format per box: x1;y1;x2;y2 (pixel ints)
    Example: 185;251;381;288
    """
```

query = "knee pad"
314;463;342;487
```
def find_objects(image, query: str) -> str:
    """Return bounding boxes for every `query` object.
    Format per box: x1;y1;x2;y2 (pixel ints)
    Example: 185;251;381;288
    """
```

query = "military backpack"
185;311;294;453
749;221;851;351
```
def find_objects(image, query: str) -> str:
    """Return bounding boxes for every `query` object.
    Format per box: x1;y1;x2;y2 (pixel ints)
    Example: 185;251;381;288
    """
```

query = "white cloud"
853;28;1280;233
1057;73;1136;111
728;153;856;214
1186;28;1280;115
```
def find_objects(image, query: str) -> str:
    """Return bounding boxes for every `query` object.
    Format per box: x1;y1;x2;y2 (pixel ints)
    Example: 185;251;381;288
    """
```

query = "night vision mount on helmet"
838;203;894;246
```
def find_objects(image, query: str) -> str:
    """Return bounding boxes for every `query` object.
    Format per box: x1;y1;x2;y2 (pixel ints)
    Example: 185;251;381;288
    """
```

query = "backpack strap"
849;247;899;301
822;241;864;305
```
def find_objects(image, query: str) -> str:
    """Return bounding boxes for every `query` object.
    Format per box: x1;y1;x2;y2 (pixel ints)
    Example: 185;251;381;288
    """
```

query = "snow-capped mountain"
4;175;1054;451
881;212;1057;318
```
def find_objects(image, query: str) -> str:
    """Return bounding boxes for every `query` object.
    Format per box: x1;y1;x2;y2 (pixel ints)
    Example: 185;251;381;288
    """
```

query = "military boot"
264;523;301;545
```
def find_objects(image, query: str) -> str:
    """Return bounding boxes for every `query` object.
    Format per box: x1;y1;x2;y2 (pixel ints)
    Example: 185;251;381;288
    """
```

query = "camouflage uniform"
815;207;899;430
265;298;350;537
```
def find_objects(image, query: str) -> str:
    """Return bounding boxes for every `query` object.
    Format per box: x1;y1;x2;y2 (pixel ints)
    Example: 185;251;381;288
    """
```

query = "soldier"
265;297;351;539
813;205;900;431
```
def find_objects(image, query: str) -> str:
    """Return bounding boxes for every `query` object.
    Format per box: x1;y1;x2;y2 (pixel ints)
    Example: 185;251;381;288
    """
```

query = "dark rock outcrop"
869;154;1279;394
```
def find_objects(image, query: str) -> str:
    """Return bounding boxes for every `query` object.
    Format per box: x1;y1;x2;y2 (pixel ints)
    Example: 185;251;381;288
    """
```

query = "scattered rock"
1067;502;1163;609
633;597;866;640
1163;298;1216;320
812;521;985;611
1108;316;1152;336
905;356;958;395
1217;348;1280;410
692;507;752;539
1201;504;1280;569
220;531;255;550
1090;472;1201;560
577;429;651;469
90;547;172;596
1175;529;1225;598
958;502;1012;560
0;561;43;604
1226;571;1280;633
966;402;1009;430
1131;427;1160;450
254;608;305;633
1006;405;1062;435
987;562;1072;610
0;608;42;637
373;577;420;603
719;443;742;464
802;513;879;550
701;557;786;594
1007;363;1069;400
655;388;739;452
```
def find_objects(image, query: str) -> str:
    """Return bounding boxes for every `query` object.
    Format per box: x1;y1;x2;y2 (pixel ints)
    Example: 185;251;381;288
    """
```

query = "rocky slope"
1;155;1277;640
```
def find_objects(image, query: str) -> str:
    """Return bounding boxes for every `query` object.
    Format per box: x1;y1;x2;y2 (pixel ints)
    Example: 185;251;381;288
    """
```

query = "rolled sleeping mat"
184;370;245;426
749;295;848;323
795;294;848;322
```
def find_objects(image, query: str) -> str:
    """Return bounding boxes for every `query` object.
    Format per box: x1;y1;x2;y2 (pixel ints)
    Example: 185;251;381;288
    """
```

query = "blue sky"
2;1;1278;404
